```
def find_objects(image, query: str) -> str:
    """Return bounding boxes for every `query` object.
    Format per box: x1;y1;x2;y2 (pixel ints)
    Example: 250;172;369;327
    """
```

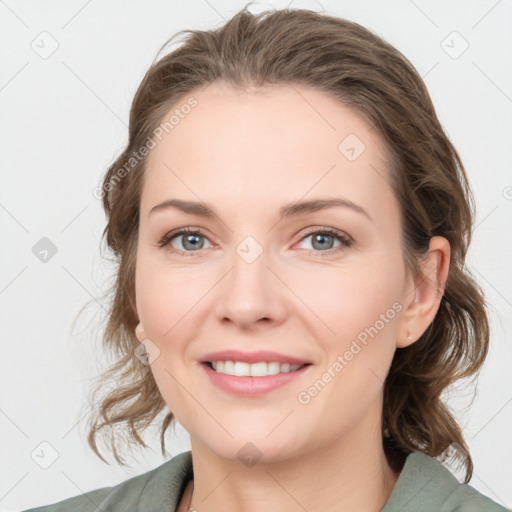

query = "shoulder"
382;451;510;512
19;486;114;512
442;483;511;512
19;451;193;512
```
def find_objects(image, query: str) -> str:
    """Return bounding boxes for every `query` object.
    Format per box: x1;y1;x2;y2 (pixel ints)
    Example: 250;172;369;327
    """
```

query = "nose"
213;245;289;330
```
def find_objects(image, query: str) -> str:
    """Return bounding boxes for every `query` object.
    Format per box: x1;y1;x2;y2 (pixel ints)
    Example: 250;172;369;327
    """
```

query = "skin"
134;82;450;512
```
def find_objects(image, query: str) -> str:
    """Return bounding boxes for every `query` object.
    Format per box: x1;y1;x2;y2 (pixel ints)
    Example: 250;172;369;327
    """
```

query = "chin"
198;431;306;466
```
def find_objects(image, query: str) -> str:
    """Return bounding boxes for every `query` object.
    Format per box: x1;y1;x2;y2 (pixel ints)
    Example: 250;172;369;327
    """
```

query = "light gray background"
1;0;511;510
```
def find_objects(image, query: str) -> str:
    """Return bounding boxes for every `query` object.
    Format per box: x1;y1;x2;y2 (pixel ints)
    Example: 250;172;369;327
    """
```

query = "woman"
24;4;508;511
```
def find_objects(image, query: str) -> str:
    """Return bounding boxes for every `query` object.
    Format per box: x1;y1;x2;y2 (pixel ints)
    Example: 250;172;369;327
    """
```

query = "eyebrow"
148;197;372;222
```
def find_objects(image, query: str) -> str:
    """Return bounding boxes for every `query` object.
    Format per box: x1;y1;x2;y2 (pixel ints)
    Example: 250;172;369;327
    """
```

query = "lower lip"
201;363;311;396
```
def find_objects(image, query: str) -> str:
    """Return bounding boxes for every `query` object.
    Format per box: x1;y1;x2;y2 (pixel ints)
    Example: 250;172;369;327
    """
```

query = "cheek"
295;264;402;425
135;256;204;342
290;259;403;344
135;259;201;418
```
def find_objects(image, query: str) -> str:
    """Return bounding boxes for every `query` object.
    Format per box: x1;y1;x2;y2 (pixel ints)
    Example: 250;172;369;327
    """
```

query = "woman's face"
135;82;415;462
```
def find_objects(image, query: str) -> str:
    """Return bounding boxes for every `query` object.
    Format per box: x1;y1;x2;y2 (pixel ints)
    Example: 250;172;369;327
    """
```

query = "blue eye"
158;228;212;253
297;229;353;255
158;227;352;256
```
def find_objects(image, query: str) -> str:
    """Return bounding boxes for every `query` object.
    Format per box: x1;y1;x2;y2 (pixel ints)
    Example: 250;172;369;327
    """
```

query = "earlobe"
135;322;147;342
397;236;451;348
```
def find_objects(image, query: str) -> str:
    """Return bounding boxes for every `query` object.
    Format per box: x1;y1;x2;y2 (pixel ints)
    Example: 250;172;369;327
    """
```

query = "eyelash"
157;227;353;257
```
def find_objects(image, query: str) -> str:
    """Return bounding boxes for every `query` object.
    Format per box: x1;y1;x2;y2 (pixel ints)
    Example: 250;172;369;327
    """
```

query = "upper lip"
200;350;311;365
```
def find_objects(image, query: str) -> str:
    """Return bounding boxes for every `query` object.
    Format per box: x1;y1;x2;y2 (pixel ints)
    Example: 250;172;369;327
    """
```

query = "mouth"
201;361;313;396
199;349;313;395
204;360;311;377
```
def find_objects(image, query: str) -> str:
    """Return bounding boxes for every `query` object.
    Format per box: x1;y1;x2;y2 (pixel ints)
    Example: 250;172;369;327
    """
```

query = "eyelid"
157;227;213;249
158;225;353;255
292;226;353;256
293;226;353;245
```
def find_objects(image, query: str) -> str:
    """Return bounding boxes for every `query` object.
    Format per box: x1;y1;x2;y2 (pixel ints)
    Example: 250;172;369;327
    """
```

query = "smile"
202;361;312;396
208;361;305;377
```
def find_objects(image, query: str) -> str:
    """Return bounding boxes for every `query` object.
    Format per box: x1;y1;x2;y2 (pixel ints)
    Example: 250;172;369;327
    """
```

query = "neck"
186;417;400;512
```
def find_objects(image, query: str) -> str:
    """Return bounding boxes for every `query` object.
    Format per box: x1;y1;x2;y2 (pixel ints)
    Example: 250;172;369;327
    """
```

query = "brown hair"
84;3;489;482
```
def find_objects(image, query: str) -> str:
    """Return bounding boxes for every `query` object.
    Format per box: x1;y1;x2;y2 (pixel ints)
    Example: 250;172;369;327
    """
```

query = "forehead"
141;82;397;226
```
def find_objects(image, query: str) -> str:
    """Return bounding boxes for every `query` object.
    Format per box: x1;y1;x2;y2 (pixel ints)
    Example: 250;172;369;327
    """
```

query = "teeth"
210;361;303;377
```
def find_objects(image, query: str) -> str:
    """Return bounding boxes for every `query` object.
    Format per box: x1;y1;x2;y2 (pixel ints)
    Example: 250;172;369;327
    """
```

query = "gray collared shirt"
21;450;509;511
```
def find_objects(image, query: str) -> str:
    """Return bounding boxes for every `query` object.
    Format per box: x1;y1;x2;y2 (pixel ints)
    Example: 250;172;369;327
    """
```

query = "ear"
130;288;139;320
135;321;147;343
397;236;450;348
131;289;148;343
